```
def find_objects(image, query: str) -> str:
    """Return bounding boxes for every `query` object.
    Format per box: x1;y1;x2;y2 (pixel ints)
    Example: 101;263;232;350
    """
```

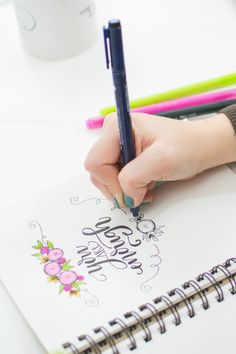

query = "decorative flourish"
135;214;164;242
82;288;99;307
70;197;105;205
140;245;162;292
29;220;47;245
30;221;85;297
70;196;127;214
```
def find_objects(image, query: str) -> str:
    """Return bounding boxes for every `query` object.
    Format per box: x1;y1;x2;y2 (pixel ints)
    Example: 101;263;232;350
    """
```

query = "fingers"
84;114;125;207
85;114;168;209
89;175;112;200
118;143;171;207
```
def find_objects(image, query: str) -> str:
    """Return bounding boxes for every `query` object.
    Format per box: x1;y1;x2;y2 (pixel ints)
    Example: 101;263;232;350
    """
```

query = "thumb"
118;143;169;207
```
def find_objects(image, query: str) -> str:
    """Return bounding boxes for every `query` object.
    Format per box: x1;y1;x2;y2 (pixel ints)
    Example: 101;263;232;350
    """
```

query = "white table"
1;0;236;353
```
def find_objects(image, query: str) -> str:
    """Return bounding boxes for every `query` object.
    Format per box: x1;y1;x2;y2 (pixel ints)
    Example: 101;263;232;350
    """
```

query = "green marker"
100;72;236;115
159;98;236;119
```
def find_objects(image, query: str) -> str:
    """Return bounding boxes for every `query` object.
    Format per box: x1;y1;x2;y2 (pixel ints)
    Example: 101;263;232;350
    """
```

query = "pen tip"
131;207;140;218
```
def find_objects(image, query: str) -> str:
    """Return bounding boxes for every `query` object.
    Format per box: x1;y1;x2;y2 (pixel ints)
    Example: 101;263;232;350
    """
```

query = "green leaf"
61;264;74;270
37;240;43;249
31;253;41;257
63;260;70;266
72;282;81;290
59;284;64;294
47;240;54;249
32;245;40;250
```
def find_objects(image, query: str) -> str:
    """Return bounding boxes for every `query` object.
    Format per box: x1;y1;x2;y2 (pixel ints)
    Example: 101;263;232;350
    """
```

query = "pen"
103;19;139;217
86;89;236;129
100;72;236;115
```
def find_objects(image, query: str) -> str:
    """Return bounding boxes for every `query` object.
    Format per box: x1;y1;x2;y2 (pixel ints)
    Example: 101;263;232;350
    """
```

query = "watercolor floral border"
32;239;85;297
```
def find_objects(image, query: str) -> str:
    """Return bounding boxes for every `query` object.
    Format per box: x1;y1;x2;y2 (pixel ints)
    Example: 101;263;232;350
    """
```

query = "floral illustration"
135;214;164;242
32;238;85;297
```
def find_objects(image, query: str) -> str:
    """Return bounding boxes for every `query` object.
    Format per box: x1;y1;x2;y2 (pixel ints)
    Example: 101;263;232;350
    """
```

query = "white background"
0;0;236;353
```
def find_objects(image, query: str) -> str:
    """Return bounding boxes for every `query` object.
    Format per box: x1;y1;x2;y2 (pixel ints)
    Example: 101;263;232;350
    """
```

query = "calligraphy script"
76;217;143;281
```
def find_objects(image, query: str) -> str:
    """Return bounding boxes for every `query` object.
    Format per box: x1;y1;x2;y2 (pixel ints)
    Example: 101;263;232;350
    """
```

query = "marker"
162;98;236;119
86;89;236;129
100;72;236;115
103;19;139;217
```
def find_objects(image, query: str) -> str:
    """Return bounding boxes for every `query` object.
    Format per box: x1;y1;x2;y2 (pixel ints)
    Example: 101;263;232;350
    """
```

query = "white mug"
13;0;98;60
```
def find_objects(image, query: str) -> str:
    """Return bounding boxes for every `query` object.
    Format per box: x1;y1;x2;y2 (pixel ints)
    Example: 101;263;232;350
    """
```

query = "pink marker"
86;89;236;129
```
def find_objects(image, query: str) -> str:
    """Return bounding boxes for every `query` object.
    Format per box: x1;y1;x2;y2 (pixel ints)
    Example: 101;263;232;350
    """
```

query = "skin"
84;112;236;208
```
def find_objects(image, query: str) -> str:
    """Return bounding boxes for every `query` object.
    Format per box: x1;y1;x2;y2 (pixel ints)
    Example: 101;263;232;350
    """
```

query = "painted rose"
48;248;64;261
40;246;49;254
44;261;61;276
64;284;72;292
59;271;77;285
58;257;66;265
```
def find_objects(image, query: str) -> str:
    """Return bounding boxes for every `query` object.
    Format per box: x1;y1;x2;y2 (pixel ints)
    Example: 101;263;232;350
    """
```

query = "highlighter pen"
100;72;236;115
86;89;236;129
103;19;139;217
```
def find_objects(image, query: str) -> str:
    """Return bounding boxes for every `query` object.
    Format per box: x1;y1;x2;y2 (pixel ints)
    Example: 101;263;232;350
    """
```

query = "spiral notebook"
0;165;235;354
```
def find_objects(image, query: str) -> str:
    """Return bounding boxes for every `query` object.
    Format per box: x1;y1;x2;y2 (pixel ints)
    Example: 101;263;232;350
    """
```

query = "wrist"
198;113;236;171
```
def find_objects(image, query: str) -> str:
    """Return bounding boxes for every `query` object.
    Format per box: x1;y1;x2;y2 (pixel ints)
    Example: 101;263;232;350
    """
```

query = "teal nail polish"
113;197;120;209
155;181;165;188
141;201;151;206
124;195;134;208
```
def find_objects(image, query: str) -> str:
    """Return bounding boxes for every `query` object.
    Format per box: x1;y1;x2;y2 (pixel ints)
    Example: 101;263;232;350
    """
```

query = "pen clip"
103;26;110;69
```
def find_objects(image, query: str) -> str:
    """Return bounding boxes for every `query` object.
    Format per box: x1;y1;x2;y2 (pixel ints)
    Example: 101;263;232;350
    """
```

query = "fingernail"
124;195;135;208
113;197;120;209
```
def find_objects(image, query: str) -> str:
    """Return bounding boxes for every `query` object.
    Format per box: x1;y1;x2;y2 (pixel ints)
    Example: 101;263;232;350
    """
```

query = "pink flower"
77;275;84;281
64;284;72;292
59;271;77;285
58;258;66;265
44;261;61;276
48;248;64;261
40;246;49;254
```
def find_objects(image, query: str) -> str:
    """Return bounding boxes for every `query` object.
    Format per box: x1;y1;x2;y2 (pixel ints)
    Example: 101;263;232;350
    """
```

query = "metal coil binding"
78;335;101;354
168;287;195;318
109;317;136;350
182;279;209;309
225;257;236;267
196;271;224;302
62;342;79;354
153;295;181;325
211;264;236;295
139;302;166;334
94;326;118;354
61;257;235;354
124;311;152;342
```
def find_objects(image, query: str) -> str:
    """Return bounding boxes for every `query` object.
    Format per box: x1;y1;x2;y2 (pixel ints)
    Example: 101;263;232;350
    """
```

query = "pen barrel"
113;71;135;165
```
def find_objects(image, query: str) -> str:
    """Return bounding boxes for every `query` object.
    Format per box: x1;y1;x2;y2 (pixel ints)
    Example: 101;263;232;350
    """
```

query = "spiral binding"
167;287;195;318
62;257;236;354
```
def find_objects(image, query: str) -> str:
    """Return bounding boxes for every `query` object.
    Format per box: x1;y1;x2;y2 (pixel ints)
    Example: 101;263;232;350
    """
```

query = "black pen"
103;19;140;217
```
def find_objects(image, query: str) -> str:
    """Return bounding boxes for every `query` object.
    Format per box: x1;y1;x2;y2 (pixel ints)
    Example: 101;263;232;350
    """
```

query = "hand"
85;113;236;208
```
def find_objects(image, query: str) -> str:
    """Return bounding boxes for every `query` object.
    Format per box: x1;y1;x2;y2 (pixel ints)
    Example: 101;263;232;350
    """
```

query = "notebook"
0;165;235;354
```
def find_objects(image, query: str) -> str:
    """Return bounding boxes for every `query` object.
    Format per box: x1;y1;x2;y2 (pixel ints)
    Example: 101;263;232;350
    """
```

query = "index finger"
84;115;124;207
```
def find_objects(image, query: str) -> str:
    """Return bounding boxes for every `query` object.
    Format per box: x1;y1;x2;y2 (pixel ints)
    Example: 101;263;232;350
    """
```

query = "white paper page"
0;165;235;353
